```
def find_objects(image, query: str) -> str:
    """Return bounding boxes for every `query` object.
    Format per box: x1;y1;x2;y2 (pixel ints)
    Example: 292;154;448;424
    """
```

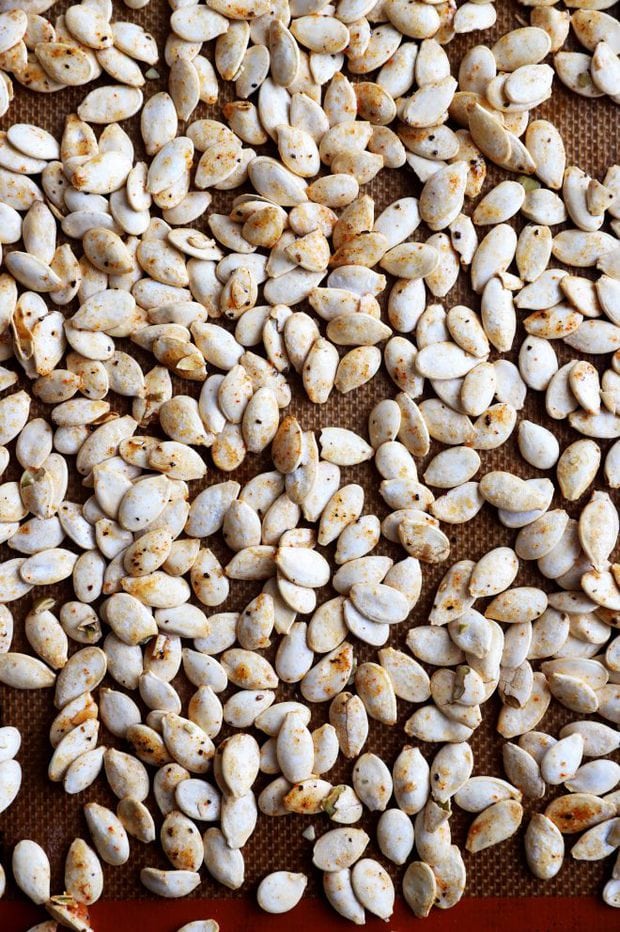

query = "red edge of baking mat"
0;896;617;931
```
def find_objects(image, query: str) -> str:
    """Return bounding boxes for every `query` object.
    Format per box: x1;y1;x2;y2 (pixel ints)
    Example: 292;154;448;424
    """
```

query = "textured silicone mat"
0;0;619;920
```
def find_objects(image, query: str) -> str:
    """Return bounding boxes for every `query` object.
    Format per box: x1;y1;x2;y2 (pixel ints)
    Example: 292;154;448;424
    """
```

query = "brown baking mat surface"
0;0;619;912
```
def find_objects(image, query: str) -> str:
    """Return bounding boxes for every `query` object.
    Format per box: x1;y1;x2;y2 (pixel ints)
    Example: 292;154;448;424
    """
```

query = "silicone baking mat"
0;0;618;927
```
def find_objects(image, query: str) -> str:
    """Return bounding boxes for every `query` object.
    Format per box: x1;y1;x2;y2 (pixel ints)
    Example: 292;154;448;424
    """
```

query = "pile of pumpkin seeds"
0;0;619;925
